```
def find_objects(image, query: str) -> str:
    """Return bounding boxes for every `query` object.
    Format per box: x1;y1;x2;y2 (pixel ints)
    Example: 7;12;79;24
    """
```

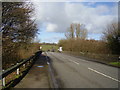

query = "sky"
31;0;118;43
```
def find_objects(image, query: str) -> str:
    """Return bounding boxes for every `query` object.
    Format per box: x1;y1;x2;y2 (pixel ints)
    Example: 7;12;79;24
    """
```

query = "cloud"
30;0;119;2
32;2;118;34
40;33;64;43
46;23;58;32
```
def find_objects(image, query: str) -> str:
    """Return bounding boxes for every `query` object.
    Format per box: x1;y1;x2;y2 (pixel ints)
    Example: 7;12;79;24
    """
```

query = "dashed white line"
72;61;79;65
69;60;79;65
88;67;120;82
50;53;80;65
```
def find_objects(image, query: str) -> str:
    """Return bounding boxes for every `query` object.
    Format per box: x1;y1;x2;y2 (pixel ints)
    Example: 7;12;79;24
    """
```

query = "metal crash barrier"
0;50;42;89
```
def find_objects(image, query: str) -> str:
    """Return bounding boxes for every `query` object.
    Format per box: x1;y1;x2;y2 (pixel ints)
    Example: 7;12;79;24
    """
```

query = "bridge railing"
0;50;42;88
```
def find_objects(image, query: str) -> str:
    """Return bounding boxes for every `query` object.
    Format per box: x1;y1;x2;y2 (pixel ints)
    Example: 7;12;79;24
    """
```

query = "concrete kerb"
45;52;59;89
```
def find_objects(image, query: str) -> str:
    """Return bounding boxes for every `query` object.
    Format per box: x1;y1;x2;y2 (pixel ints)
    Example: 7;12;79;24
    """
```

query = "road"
46;52;119;88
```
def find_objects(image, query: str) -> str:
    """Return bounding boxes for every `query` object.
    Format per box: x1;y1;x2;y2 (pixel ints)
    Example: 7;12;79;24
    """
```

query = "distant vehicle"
47;49;50;52
51;49;55;52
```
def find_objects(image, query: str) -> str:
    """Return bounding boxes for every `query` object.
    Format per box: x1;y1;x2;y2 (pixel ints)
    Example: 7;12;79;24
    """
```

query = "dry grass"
64;51;119;64
59;39;110;54
3;43;40;69
59;38;119;65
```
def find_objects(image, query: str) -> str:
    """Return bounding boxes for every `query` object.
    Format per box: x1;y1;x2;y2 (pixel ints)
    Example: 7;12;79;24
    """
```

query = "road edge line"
88;67;120;83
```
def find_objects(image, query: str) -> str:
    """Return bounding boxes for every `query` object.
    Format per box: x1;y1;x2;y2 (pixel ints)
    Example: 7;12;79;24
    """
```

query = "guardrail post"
27;59;31;66
27;61;29;65
23;64;25;68
30;59;32;63
2;70;5;87
29;60;30;64
17;63;19;75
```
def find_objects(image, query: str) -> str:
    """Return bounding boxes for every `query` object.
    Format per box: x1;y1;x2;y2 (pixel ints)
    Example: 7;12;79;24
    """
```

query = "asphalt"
15;54;50;88
46;52;120;88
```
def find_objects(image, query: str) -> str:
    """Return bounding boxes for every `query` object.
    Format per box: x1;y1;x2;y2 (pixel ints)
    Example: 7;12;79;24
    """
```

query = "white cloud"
96;5;110;14
32;2;118;34
46;23;58;32
40;34;64;43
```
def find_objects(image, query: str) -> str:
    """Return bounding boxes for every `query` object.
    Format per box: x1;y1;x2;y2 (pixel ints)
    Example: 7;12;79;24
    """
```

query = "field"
41;44;59;52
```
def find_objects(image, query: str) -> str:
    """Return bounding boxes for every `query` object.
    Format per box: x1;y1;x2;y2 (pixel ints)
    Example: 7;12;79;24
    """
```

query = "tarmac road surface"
46;52;119;88
15;55;50;88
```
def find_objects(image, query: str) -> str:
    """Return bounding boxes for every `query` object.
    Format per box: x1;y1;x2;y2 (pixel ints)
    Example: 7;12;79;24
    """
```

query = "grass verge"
41;45;58;51
64;51;120;68
109;62;120;67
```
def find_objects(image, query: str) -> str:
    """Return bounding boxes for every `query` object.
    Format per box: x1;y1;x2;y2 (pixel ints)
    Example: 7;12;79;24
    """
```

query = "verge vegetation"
41;43;58;52
2;2;39;69
58;22;120;67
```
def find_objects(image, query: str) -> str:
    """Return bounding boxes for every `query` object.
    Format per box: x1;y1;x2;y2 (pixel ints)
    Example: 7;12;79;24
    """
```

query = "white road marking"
88;67;120;82
69;60;79;65
72;61;79;65
50;52;80;65
60;54;87;63
45;52;50;65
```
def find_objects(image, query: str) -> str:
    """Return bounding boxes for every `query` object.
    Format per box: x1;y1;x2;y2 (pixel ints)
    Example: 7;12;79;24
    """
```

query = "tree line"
58;22;120;55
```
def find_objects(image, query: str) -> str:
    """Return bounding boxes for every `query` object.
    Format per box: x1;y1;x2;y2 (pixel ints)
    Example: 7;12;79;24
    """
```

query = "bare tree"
103;22;120;54
65;23;75;39
75;23;80;38
65;23;87;39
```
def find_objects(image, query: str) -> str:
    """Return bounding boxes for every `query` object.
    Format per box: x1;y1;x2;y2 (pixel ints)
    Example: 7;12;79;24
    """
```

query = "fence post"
2;70;5;87
17;63;19;75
